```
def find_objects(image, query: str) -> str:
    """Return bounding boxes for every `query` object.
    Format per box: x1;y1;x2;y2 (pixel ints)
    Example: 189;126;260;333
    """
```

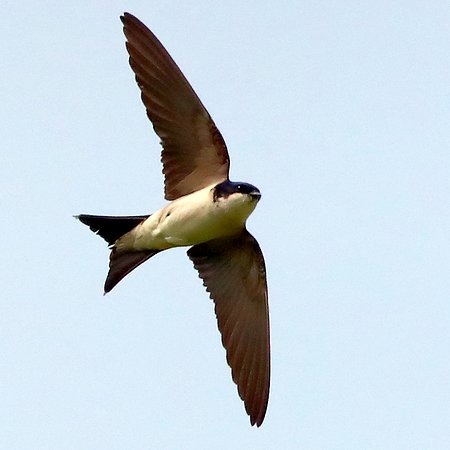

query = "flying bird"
76;12;270;427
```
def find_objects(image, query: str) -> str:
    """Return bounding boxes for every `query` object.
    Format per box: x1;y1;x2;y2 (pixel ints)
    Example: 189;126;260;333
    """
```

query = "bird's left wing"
187;230;270;426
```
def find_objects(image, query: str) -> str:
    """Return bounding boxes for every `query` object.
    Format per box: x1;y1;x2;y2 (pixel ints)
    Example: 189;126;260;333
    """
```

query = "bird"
76;12;270;427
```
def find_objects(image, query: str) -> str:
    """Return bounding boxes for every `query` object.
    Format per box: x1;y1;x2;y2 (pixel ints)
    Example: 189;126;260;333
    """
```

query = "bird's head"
213;180;261;203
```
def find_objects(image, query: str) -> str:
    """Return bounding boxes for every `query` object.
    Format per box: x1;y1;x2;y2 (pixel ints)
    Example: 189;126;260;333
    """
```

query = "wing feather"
187;230;270;426
121;13;229;200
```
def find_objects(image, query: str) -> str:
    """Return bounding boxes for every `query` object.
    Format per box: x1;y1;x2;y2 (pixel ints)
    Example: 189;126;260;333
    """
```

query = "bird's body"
77;12;270;427
116;182;260;252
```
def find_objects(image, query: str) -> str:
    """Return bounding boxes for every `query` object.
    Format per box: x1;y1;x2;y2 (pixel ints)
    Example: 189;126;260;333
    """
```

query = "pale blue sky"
1;1;450;449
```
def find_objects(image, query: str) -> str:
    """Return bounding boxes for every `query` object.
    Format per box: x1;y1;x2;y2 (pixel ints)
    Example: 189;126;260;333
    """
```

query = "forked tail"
76;214;160;293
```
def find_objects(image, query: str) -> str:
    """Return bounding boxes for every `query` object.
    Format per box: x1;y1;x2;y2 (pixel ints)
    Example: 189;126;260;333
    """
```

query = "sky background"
1;1;450;449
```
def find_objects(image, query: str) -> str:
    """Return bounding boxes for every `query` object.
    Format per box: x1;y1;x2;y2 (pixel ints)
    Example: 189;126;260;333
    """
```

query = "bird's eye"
236;185;242;191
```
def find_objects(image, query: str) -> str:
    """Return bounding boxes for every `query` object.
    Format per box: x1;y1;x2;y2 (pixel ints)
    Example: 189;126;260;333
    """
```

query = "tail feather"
76;213;159;293
105;249;160;293
76;214;150;246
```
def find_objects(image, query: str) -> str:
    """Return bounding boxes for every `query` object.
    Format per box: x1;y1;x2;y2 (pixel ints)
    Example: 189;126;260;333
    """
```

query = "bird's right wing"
121;13;230;200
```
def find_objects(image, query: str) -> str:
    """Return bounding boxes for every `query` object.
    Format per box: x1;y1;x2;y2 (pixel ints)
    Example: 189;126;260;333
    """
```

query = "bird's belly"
130;190;249;250
118;182;258;252
153;203;241;247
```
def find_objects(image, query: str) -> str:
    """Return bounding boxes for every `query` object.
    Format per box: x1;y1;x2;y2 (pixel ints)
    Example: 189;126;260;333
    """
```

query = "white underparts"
115;185;258;251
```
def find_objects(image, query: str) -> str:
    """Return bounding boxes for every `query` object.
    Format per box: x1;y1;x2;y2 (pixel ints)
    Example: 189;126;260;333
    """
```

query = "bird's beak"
250;190;261;201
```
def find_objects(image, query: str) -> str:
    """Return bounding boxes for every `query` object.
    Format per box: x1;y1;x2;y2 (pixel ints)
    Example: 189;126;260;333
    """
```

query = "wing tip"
121;11;132;22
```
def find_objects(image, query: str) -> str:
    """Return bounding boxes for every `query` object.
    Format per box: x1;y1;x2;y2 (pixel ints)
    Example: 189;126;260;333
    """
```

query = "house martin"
76;12;270;427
